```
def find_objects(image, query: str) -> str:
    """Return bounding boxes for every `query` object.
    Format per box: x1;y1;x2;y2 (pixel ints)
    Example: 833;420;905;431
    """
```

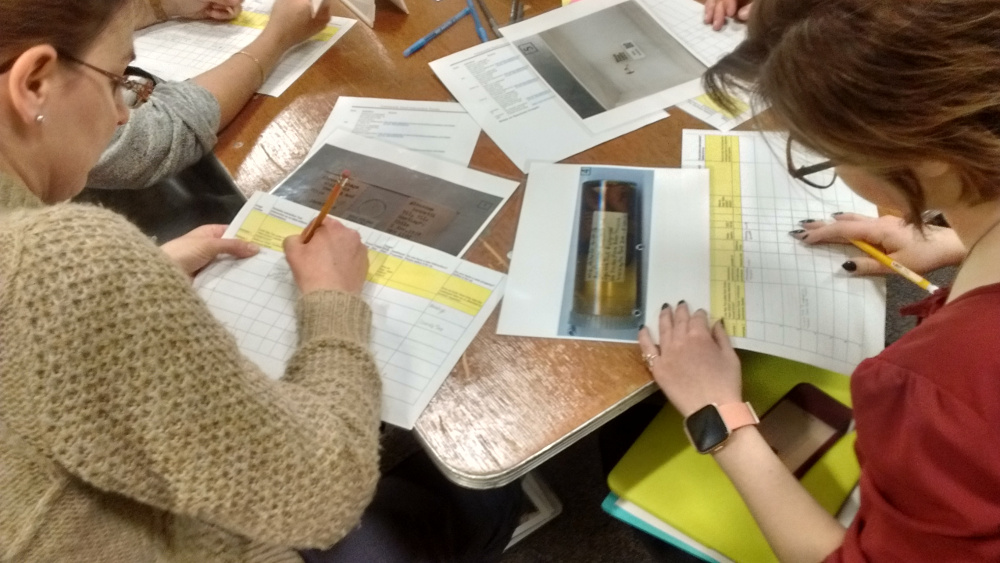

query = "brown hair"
704;0;1000;224
0;0;132;72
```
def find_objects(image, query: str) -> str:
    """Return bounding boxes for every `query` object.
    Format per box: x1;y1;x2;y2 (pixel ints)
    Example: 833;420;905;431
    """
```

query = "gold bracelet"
148;0;169;21
235;50;265;88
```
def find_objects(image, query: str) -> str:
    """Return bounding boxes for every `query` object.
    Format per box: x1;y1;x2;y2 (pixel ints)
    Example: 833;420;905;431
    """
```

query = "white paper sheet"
133;3;355;97
194;192;506;429
430;40;667;173
311;97;482;167
339;0;408;27
499;0;705;134
640;0;746;66
274;130;518;257
680;130;886;374
498;163;710;342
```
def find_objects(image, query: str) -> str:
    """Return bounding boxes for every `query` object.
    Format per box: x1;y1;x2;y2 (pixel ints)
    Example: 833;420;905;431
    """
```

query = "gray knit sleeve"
87;80;221;190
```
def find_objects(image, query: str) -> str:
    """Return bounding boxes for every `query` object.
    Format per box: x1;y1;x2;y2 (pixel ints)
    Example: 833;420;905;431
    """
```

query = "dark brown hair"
704;0;1000;223
0;0;132;71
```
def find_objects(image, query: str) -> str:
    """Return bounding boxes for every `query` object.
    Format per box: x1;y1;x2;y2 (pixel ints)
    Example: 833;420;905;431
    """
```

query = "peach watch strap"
717;402;760;431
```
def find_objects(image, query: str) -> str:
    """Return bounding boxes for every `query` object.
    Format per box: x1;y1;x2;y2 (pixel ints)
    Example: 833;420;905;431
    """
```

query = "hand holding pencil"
301;171;350;243
284;171;369;296
791;213;966;290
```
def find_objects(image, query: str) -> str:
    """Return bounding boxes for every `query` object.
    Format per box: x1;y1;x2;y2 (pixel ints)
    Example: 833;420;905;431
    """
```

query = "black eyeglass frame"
785;136;838;189
0;50;154;109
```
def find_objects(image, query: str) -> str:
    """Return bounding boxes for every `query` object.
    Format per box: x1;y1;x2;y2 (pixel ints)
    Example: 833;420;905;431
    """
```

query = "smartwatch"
683;402;759;454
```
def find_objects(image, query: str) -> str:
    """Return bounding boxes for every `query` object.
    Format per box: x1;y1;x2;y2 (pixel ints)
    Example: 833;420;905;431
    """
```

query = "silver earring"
35;114;44;123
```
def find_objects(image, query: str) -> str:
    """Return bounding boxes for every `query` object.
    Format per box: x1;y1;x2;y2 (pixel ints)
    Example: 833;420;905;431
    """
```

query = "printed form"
311;97;483;166
134;0;354;97
430;40;667;173
193;192;506;429
681;130;886;375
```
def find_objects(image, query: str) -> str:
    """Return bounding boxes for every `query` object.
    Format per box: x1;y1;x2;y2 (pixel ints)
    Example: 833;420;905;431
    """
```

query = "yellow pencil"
849;239;940;293
301;170;350;244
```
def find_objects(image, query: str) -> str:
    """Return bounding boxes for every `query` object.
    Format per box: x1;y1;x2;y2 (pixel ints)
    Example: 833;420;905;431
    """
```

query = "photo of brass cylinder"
570;179;644;332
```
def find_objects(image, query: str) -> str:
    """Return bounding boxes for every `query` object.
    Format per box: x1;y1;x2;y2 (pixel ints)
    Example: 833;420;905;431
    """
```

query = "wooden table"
214;0;716;488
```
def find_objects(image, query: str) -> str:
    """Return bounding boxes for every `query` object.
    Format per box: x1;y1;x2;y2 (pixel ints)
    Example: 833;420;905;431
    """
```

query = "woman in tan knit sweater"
0;1;464;561
0;1;522;560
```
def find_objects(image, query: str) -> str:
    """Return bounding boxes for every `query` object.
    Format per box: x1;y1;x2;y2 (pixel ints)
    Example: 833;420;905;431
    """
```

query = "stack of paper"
498;130;885;375
194;192;506;429
430;0;748;171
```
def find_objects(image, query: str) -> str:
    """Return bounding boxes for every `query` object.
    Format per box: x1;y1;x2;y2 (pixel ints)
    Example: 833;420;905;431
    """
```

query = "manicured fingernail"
661;303;670;311
789;229;808;240
842;261;857;272
799;219;817;224
719;318;726;328
832;211;844;216
678;300;686;305
638;324;645;331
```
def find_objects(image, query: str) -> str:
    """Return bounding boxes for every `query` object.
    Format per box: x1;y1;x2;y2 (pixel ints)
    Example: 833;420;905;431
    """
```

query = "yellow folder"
607;350;860;562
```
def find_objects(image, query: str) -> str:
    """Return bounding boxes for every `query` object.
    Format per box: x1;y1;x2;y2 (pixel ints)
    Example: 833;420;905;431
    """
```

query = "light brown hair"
0;0;132;71
704;0;1000;223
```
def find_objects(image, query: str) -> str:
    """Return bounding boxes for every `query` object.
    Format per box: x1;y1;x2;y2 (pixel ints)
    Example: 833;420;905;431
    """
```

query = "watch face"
685;405;730;454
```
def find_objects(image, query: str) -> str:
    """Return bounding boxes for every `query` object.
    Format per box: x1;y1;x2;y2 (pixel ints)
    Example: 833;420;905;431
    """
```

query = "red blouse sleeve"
825;357;1000;562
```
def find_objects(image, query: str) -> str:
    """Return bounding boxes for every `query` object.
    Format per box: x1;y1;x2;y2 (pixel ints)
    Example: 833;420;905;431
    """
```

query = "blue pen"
466;0;489;42
403;6;472;57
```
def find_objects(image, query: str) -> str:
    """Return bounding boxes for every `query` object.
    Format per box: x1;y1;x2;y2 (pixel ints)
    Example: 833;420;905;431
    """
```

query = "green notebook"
606;350;860;563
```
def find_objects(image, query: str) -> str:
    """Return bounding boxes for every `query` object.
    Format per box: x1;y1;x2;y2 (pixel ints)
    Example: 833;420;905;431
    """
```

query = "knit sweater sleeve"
0;204;381;549
86;80;220;189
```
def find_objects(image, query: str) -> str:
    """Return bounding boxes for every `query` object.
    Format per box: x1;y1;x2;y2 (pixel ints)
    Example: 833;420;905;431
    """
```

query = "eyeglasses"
57;51;154;110
0;51;154;110
786;135;837;189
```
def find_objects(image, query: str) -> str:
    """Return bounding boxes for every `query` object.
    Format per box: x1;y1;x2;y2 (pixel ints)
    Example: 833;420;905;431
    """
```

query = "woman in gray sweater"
88;0;325;189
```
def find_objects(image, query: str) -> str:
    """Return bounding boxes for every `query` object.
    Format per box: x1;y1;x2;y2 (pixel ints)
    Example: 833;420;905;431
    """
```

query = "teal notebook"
606;350;860;563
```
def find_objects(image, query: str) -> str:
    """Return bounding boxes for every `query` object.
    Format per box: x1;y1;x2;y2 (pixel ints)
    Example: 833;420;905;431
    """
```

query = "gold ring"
642;353;659;368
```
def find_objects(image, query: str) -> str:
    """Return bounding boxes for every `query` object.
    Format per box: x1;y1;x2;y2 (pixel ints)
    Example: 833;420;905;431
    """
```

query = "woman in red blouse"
640;0;1000;560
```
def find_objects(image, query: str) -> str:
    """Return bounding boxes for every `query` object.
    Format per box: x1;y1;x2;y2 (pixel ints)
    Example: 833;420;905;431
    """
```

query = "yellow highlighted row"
235;210;489;315
705;135;747;337
231;11;339;41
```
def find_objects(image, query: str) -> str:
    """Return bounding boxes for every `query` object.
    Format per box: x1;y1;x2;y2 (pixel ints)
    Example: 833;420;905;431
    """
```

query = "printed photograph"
512;0;706;120
557;166;653;341
271;145;504;256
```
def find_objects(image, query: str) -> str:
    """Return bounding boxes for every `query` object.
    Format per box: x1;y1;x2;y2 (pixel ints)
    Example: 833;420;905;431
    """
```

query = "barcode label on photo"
623;40;645;60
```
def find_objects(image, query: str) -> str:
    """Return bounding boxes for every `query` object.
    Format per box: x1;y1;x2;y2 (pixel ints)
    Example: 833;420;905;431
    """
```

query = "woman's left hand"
163;0;244;21
160;224;260;278
638;302;743;417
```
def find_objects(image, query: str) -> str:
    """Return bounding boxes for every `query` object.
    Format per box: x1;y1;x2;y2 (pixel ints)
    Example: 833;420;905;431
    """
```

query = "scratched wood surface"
214;0;717;488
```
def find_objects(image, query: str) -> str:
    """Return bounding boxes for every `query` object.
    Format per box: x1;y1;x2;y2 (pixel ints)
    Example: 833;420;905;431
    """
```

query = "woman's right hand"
793;213;967;275
163;0;243;20
263;0;333;51
703;0;752;31
284;219;369;296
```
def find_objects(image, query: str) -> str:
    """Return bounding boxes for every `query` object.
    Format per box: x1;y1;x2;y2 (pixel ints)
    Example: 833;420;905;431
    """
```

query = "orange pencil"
301;170;350;243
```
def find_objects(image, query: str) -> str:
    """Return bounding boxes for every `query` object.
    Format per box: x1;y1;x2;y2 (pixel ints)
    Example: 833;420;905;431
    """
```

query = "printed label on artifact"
585;211;628;283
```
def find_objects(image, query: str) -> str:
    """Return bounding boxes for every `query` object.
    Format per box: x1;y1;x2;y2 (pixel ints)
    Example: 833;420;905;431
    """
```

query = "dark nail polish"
678;300;686;305
719;318;726;328
638;324;645;331
661;303;669;311
799;219;816;224
789;229;806;236
842;261;857;272
832;211;844;216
